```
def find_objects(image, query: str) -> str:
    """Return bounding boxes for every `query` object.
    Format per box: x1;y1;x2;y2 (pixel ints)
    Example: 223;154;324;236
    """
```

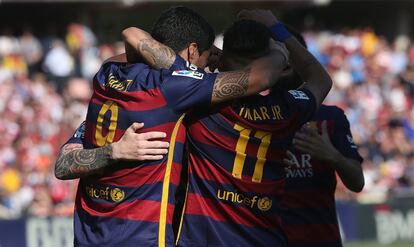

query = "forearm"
211;50;287;104
247;49;288;93
284;36;332;106
54;144;114;180
122;27;176;69
327;151;364;192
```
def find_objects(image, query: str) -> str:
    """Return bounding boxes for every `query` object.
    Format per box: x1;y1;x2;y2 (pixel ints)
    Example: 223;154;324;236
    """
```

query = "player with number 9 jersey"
74;55;217;247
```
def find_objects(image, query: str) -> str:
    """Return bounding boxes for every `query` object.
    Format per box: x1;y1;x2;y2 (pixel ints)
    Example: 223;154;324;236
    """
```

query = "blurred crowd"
1;23;414;219
305;28;414;202
0;24;124;219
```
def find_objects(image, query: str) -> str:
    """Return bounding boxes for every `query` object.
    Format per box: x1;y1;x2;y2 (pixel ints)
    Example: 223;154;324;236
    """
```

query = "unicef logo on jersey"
217;189;272;212
110;188;125;202
257;197;272;212
85;185;125;203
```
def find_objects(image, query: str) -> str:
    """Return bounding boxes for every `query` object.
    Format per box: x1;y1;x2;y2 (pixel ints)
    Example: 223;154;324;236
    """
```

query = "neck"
222;57;249;71
178;50;189;63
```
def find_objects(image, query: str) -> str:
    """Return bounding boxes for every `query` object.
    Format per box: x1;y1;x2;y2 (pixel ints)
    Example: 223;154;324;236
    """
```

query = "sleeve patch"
347;134;358;149
73;122;86;139
172;70;204;80
288;90;310;100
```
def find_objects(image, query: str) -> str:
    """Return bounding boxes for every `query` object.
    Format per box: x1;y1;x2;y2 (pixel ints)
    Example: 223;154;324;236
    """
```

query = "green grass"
344;242;414;247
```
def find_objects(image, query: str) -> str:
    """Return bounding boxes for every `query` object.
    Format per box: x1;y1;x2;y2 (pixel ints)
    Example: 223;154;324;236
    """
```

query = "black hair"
223;20;271;59
151;6;215;53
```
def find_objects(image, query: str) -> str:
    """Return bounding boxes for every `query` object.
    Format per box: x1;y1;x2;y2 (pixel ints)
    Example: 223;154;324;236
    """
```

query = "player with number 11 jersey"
175;11;333;247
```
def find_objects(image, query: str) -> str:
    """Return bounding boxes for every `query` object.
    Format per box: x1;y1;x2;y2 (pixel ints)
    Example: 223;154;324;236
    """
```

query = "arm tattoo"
212;70;250;101
139;38;175;69
55;144;113;180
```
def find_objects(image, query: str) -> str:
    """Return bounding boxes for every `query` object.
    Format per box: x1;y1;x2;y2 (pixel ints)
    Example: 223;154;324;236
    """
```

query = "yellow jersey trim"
158;113;186;247
175;179;189;246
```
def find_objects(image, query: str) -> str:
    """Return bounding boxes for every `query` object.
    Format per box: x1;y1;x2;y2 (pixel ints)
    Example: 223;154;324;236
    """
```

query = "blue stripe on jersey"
284;172;337;191
177;214;287;247
74;210;175;247
186;173;281;215
80;182;178;204
86;102;178;130
95;62;163;92
188;138;286;181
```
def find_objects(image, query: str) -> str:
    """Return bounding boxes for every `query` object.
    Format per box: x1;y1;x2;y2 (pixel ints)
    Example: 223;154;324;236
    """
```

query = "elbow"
54;165;69;180
323;76;333;96
347;176;365;193
122;27;134;42
122;27;141;43
249;73;272;95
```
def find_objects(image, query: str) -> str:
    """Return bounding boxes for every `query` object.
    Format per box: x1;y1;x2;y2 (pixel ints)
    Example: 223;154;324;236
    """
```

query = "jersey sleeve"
283;88;317;125
331;110;363;163
65;121;86;145
161;65;217;113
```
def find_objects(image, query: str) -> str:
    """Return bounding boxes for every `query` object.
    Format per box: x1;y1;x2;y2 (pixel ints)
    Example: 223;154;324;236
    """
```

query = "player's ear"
187;42;200;63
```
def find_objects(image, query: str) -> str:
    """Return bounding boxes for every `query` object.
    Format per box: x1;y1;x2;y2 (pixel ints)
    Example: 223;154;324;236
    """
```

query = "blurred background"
0;0;414;246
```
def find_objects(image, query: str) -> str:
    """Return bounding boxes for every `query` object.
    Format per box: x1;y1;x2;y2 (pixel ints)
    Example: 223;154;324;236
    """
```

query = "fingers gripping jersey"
282;105;363;247
176;89;316;247
67;56;216;247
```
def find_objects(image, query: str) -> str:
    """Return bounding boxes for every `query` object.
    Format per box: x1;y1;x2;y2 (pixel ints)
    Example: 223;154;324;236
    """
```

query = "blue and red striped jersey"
282;105;363;247
66;56;217;247
176;89;316;247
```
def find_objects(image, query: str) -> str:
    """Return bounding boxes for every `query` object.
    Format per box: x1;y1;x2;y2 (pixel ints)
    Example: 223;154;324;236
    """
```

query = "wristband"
270;22;292;42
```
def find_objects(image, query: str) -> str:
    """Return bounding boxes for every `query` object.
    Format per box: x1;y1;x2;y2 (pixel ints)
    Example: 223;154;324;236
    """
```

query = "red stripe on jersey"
185;192;281;229
189;121;236;151
189;121;286;161
282;190;334;209
92;162;182;187
189;153;285;194
79;196;174;224
93;82;167;111
284;223;341;243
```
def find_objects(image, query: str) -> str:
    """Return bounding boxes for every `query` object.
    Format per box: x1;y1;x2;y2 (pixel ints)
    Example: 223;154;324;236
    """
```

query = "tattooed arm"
55;123;169;180
122;27;176;69
122;27;288;104
55;144;113;180
211;48;287;104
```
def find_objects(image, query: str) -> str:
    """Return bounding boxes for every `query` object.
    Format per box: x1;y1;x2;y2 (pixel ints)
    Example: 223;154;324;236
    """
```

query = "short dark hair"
223;20;271;59
151;6;215;53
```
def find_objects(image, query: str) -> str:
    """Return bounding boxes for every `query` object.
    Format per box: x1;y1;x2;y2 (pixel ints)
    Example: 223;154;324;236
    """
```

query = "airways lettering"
285;153;314;178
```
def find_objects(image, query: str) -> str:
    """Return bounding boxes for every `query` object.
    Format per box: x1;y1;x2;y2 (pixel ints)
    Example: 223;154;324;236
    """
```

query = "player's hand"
206;45;223;73
111;123;169;161
271;40;290;63
237;9;278;28
291;121;341;163
282;150;297;167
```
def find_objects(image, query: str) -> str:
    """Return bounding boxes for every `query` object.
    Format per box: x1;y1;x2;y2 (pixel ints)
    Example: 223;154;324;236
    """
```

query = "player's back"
282;105;362;247
176;89;316;247
75;56;217;247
